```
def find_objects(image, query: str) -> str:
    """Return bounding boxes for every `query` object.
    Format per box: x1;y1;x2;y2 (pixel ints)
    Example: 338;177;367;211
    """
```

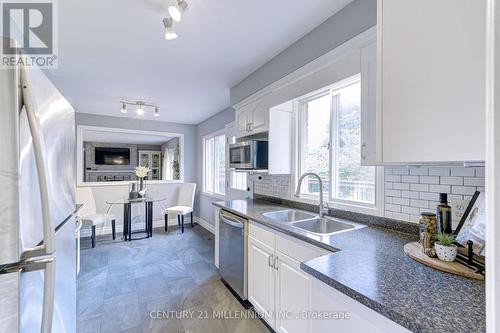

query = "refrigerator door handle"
20;65;57;333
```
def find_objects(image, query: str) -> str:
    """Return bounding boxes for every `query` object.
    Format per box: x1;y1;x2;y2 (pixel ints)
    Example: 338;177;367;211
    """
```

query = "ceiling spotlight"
162;17;178;40
120;103;127;114
136;103;144;115
168;0;188;23
154;107;160;117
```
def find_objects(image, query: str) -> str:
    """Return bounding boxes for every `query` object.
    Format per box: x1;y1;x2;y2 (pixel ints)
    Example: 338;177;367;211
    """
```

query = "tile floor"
77;225;270;333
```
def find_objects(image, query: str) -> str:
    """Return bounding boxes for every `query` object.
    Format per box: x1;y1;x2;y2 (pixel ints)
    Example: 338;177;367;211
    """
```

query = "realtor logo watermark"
1;0;58;68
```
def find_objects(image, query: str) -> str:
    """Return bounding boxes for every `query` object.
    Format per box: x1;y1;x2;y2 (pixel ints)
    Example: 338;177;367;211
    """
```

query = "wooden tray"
404;242;484;280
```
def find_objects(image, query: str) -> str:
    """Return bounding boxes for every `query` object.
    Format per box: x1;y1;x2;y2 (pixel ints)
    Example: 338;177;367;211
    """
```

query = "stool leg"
181;215;184;233
91;226;96;248
111;220;116;240
164;214;168;232
177;215;180;227
190;212;194;228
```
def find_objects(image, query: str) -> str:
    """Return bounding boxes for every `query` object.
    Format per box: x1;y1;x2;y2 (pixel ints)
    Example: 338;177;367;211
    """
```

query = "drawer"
275;232;318;262
249;221;275;248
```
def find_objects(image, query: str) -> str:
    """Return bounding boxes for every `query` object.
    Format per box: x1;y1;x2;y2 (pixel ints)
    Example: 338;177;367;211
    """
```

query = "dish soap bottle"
437;193;452;234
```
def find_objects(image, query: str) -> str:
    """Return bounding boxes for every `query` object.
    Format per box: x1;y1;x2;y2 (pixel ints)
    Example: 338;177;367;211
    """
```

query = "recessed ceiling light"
168;0;188;23
120;103;127;114
163;17;178;40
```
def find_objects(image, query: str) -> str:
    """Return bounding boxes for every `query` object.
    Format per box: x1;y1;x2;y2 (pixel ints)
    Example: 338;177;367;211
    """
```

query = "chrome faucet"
295;172;328;218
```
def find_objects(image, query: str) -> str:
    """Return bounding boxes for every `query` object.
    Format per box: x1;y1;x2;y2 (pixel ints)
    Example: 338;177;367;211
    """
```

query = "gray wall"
230;0;376;105
76;113;196;182
195;108;235;224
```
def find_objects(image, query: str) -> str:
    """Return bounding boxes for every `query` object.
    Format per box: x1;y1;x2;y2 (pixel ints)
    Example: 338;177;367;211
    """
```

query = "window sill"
201;192;226;201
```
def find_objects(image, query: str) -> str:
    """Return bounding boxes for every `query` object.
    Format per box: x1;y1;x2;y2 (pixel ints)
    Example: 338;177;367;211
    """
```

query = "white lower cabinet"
248;236;276;324
275;251;311;333
247;221;410;333
247;221;321;331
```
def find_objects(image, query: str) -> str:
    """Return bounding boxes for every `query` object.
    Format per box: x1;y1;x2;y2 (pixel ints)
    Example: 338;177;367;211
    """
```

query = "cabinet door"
235;108;250;137
379;0;485;163
275;251;311;333
360;42;379;165
248;236;276;328
250;104;269;134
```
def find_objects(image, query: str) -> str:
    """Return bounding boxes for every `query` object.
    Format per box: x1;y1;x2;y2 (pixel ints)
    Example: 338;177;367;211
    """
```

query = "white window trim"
202;128;226;199
292;75;385;217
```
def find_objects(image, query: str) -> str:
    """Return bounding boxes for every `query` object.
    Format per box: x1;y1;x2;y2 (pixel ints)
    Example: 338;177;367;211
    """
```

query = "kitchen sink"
263;209;317;223
291;217;362;236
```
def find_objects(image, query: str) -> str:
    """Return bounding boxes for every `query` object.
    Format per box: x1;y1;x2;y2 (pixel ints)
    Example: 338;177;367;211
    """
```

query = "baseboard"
81;216;215;236
194;216;215;234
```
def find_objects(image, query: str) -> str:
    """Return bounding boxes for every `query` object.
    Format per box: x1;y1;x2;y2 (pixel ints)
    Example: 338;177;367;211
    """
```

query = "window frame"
294;74;384;216
202;129;226;199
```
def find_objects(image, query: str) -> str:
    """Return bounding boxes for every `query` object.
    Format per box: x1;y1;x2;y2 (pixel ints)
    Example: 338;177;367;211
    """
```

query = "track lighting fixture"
163;17;178;40
168;0;188;23
119;101;160;117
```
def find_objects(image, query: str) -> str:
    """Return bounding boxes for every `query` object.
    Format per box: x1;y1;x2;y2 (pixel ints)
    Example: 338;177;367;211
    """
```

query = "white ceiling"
83;129;174;145
48;0;352;124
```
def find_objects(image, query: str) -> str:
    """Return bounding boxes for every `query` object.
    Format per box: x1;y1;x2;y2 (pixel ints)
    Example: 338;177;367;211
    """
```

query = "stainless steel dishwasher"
218;209;248;300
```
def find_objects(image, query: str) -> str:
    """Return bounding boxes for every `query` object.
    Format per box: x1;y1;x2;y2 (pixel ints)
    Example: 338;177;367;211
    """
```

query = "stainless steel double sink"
263;209;364;236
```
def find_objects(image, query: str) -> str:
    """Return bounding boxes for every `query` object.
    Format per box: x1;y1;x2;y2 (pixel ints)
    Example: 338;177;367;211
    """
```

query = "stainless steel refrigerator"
0;48;77;332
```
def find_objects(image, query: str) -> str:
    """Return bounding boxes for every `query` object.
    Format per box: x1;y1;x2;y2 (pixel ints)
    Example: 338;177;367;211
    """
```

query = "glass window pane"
231;171;247;191
333;81;375;204
204;138;214;193
214;134;226;195
301;93;331;197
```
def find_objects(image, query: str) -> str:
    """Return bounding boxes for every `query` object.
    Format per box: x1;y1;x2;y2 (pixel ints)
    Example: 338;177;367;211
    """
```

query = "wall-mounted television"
95;147;130;165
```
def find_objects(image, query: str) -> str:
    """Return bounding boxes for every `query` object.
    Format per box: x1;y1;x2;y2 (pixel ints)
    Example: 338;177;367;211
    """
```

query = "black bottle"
437;193;452;234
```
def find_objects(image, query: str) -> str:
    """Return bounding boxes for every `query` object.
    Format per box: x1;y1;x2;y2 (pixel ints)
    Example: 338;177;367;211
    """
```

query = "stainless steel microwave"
229;140;268;170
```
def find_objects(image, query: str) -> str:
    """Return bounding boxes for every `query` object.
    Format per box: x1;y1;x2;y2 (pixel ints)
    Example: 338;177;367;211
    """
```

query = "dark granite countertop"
213;199;485;333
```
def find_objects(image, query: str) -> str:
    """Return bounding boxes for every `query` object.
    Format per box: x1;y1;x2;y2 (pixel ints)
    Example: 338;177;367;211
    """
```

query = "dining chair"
76;187;116;247
163;183;196;233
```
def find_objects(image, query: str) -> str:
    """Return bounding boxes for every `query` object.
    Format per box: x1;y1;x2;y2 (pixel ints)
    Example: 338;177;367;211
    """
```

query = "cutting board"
404;242;484;280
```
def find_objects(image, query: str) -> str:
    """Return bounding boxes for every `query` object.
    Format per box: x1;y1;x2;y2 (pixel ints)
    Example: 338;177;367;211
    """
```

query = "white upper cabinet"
235;102;269;138
377;0;486;163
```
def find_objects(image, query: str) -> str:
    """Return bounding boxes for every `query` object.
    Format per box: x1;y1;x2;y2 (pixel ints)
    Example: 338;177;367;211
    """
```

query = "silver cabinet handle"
21;65;56;333
274;255;278;270
268;254;273;267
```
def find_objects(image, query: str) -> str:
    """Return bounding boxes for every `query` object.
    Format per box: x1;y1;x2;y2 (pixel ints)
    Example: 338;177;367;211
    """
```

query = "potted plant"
434;233;458;262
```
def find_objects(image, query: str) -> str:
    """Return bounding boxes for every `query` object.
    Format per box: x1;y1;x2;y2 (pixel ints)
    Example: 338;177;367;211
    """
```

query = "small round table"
106;196;165;241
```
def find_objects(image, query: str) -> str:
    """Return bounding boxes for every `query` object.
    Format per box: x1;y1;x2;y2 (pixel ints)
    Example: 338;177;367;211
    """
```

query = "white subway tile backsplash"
419;176;440;184
428;167;451;176
385;175;401;182
402;206;420;215
254;166;485;226
393;183;410;190
409;167;428;176
450;167;475;177
429;184;451;193
464;177;485;186
452;186;477;195
419;192;440;201
401;175;419;183
410;183;429;192
410;199;429;209
401;191;419;199
386;189;402;197
440;176;463;186
392;197;410;206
